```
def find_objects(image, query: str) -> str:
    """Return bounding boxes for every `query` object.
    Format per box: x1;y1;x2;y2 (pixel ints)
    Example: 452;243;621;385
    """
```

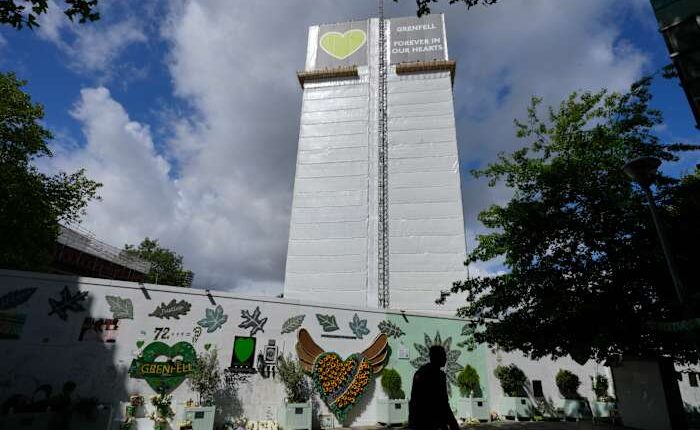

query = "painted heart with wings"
296;328;388;422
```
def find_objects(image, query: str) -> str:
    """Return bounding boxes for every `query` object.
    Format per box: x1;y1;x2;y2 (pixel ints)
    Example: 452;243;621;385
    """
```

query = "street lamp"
623;156;686;306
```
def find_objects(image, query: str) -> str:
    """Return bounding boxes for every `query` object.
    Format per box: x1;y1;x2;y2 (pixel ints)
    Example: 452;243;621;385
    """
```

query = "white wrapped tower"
284;14;466;313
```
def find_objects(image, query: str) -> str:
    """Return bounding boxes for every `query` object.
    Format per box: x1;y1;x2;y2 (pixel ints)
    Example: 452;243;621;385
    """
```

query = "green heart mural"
129;341;196;393
312;352;371;423
230;336;256;371
320;30;366;60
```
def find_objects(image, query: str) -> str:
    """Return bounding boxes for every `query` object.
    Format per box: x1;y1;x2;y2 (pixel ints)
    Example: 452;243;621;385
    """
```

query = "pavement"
339;422;630;430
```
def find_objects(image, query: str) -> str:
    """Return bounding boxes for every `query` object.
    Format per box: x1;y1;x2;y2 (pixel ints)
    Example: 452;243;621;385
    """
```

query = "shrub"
593;374;614;401
188;348;221;406
555;369;581;399
457;365;482;397
494;364;527;397
277;355;311;403
380;369;406;400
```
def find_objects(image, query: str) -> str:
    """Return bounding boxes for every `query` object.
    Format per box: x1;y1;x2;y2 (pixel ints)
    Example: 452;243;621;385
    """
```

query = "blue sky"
0;0;697;294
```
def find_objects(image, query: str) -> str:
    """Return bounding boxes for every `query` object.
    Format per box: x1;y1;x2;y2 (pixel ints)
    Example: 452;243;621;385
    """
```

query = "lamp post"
623;156;686;306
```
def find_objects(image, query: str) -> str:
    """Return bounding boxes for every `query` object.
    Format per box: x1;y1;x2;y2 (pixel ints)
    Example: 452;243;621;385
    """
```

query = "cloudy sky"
1;0;698;295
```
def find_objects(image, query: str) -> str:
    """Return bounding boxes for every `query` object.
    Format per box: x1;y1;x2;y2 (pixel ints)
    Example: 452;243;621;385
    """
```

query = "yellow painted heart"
320;30;366;60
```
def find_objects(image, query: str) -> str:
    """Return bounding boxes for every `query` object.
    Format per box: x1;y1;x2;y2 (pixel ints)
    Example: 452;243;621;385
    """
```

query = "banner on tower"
389;14;446;64
316;20;368;69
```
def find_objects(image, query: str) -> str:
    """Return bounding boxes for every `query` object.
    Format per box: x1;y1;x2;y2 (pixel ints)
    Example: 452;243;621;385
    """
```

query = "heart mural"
128;341;196;393
296;329;388;423
312;352;371;422
320;30;366;60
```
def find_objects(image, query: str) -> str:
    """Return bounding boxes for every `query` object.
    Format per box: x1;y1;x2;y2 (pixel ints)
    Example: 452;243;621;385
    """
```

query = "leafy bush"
380;369;406;400
457;365;482;397
555;369;581;399
188;348;221;406
593;374;614;401
494;364;527;397
277;355;311;403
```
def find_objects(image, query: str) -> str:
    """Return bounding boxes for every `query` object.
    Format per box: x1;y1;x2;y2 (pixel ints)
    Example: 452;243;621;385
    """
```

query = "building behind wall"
284;14;467;313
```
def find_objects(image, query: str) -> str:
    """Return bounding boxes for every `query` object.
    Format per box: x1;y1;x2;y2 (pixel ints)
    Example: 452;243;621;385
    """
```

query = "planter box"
592;401;615;418
377;399;408;426
559;399;588;420
500;397;532;420
461;398;490;422
282;402;312;430
183;406;216;430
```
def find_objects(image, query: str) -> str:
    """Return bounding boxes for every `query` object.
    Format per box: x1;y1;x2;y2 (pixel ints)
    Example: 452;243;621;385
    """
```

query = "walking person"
409;345;460;430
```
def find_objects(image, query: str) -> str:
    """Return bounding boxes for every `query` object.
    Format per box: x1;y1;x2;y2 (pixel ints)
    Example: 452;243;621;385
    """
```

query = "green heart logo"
233;337;255;364
136;340;144;349
320;30;366;60
130;341;196;393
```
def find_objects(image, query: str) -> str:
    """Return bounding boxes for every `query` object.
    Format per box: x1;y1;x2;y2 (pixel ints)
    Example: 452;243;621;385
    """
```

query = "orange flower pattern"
312;352;372;422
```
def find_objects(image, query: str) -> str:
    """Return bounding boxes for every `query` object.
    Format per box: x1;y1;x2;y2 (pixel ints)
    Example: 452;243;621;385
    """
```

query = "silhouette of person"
409;345;459;430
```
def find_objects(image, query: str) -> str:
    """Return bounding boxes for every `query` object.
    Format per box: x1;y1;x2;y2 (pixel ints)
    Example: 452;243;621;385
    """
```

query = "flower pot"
183;406;216;430
499;397;532;420
592;401;615;418
377;399;408;426
282;402;312;430
462;397;490;422
559;399;588;420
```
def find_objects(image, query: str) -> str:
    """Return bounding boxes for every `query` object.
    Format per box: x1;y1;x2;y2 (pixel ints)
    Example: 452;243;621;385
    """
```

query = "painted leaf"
281;315;305;334
316;314;339;332
238;306;267;336
105;295;134;319
148;299;192;319
377;320;405;338
48;286;88;321
0;288;37;310
461;323;476;336
197;305;228;333
349;313;370;339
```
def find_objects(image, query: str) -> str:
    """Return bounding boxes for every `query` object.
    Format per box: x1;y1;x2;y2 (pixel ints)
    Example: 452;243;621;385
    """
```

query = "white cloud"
36;0;147;76
46;0;652;295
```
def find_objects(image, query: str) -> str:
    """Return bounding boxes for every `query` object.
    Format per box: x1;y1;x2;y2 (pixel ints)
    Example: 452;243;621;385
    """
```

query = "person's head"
429;345;447;367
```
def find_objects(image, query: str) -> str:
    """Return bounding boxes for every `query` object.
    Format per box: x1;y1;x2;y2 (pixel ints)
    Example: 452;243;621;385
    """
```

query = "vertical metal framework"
377;0;390;308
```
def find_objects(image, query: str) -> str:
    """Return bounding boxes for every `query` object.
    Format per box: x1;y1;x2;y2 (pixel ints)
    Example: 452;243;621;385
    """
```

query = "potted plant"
494;364;531;420
457;365;489;422
591;374;615;418
555;369;587;420
277;355;312;430
149;393;175;430
377;368;408;426
186;348;219;429
129;394;146;418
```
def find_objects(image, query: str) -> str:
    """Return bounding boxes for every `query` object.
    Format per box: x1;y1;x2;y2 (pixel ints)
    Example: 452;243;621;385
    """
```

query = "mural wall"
0;270;615;427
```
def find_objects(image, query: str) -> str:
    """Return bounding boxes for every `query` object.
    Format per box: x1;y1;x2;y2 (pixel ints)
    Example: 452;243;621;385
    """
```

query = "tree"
439;77;700;364
1;0;99;30
0;72;101;271
123;237;193;287
396;0;498;17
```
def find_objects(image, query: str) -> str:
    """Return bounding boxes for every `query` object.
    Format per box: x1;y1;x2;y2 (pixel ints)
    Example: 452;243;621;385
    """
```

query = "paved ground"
342;422;629;430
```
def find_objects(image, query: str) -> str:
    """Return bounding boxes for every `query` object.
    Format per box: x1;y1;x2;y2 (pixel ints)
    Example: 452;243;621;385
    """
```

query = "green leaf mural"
316;314;339;332
349;313;369;339
281;315;305;334
105;295;134;319
0;288;37;310
197;305;228;333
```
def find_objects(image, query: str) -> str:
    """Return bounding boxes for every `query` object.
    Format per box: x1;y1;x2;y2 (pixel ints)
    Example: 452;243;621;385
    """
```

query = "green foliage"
555;369;581;399
440;77;700;364
124;238;193;287
0;72;101;272
0;0;99;30
380;368;406;400
592;374;611;401
277;355;311;403
396;0;498;17
456;365;482;397
188;348;220;406
494;364;526;397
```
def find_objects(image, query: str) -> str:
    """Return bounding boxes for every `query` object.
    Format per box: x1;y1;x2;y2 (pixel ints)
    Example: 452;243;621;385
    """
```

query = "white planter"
592;401;615;418
461;397;490;422
499;396;532;420
377;399;408;426
183;406;216;430
560;399;587;420
282;402;312;430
